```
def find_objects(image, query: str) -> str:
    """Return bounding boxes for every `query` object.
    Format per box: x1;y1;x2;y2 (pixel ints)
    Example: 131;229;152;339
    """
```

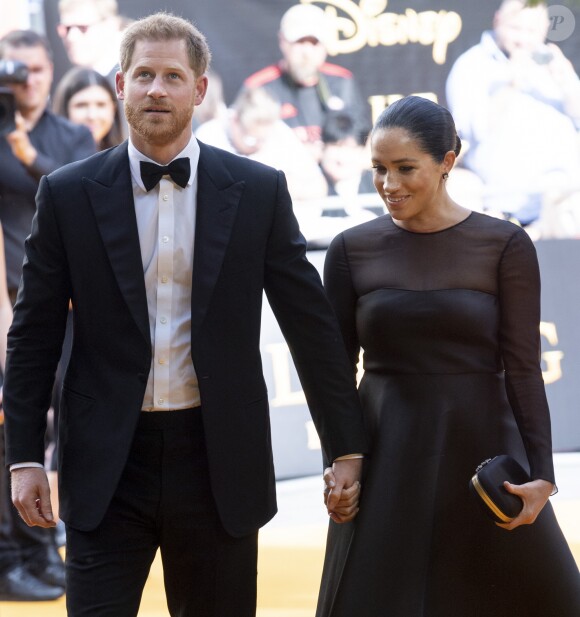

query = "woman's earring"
442;172;449;180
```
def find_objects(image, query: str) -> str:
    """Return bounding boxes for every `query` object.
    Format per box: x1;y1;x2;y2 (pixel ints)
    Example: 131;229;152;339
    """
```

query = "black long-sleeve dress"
317;211;580;617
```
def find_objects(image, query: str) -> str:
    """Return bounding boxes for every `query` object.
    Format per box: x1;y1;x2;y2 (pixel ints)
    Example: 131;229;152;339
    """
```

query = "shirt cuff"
10;462;44;471
334;453;364;461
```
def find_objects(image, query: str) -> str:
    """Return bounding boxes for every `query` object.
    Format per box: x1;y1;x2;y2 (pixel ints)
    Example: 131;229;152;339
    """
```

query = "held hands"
11;467;56;528
323;457;363;524
495;478;554;531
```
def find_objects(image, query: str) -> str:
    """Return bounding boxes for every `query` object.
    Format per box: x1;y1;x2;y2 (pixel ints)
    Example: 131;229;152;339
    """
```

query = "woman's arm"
497;227;554;529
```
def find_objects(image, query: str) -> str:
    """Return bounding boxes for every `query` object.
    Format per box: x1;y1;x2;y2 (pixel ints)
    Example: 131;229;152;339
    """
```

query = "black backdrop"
44;0;580;114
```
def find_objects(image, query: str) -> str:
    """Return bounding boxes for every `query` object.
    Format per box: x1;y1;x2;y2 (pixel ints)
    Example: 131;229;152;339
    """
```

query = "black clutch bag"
469;455;530;523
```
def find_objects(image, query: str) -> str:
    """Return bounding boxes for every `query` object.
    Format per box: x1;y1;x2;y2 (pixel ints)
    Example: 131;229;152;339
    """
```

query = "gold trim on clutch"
471;474;514;523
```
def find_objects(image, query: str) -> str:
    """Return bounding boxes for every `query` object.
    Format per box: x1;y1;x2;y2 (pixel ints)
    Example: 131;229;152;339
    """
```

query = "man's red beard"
124;100;194;146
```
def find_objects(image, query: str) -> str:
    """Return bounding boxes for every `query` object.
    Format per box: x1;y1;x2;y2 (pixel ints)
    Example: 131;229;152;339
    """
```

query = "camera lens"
0;60;29;85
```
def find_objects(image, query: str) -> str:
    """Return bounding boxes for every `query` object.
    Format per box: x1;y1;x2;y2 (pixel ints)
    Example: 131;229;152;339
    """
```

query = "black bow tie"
140;158;191;191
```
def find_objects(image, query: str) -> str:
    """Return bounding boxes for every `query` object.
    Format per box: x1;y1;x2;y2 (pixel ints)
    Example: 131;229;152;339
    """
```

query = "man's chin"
19;100;41;114
130;123;181;146
126;105;193;146
289;68;319;86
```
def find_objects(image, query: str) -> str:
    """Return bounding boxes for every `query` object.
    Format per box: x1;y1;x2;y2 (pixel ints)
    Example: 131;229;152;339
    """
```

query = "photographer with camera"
0;29;94;602
445;0;580;232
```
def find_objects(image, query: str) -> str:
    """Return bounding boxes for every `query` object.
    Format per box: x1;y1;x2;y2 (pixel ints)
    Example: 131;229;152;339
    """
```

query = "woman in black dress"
316;96;580;617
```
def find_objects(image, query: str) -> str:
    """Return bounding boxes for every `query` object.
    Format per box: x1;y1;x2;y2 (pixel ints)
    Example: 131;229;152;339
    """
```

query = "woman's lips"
385;195;409;205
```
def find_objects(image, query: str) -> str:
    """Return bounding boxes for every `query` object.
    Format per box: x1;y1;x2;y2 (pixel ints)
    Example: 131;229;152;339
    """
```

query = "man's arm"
5;114;38;168
28;122;96;182
262;170;367;512
3;174;71;469
3;173;71;526
6;114;95;183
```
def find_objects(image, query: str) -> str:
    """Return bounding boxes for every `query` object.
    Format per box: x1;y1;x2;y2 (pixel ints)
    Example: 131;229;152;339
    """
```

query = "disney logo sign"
305;0;462;65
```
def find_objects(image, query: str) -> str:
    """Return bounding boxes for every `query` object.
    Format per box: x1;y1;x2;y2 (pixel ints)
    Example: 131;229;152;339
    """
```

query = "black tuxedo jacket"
3;140;367;536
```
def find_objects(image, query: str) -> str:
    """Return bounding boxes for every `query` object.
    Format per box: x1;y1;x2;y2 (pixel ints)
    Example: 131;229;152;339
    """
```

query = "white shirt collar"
128;133;200;192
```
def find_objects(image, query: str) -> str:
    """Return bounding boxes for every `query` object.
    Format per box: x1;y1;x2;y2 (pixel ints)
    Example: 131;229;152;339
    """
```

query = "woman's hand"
496;478;554;531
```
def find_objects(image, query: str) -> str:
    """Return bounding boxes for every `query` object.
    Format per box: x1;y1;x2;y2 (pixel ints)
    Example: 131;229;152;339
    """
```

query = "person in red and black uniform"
241;3;370;162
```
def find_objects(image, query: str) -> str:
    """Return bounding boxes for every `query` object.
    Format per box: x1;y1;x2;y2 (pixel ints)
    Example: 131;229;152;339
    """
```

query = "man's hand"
6;113;37;166
11;467;56;528
323;457;363;523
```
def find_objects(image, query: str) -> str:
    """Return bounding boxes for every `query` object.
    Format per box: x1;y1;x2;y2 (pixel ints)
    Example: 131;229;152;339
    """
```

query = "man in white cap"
241;3;370;161
445;0;580;228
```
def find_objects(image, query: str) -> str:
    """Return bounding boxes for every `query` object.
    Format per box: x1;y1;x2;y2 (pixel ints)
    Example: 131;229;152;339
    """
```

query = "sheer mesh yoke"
316;212;580;617
324;212;552;479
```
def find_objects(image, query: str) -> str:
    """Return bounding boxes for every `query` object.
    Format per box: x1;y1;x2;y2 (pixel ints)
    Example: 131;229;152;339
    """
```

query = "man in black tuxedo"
3;12;366;617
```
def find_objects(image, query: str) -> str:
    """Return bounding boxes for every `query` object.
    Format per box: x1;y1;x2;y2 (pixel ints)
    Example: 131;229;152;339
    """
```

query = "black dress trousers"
65;409;259;617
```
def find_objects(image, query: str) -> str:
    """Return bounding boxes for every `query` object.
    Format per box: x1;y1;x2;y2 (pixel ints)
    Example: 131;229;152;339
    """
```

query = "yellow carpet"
0;545;323;617
0;496;578;616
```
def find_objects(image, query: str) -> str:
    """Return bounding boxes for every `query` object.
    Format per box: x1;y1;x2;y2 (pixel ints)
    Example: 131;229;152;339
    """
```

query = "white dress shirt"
128;135;201;411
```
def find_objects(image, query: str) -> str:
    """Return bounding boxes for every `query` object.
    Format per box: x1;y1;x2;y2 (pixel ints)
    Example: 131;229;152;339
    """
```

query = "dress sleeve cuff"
334;453;364;461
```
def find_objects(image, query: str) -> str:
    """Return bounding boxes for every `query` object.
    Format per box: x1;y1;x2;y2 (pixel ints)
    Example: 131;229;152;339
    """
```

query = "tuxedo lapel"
192;143;245;336
82;142;150;346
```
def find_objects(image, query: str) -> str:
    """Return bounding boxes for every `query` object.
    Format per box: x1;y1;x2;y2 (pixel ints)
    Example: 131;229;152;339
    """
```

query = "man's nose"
147;77;167;97
66;27;86;42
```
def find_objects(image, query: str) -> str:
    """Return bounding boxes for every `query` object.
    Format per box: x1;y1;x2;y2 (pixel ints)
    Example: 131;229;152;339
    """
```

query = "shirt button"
162;195;169;201
161;275;168;283
160;316;167;324
158;398;164;405
158;357;166;365
162;236;169;243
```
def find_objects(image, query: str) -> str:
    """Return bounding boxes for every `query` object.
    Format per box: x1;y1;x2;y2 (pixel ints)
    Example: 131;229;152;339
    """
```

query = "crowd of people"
446;0;580;238
0;0;578;613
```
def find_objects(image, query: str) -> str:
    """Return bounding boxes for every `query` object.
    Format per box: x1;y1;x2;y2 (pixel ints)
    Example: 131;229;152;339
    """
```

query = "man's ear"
115;71;125;101
194;74;208;107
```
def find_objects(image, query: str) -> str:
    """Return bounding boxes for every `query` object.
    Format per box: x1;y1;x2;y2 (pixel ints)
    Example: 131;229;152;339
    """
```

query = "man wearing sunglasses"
57;0;125;81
